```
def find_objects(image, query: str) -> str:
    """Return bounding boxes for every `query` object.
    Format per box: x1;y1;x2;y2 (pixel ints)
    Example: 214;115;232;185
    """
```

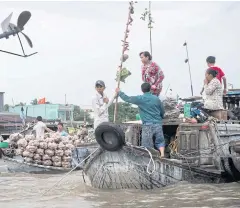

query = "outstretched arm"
118;91;142;105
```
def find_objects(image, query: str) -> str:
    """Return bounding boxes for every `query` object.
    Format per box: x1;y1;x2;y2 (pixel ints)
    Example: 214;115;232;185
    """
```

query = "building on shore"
9;104;74;122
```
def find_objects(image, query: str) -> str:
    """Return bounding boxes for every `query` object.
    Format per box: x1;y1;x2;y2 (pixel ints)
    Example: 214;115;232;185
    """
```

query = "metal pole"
84;110;86;125
183;41;194;96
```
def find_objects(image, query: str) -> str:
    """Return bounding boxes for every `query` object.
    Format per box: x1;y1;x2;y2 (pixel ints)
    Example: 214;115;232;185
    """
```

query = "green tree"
15;102;26;106
4;104;9;111
73;105;93;123
30;98;38;105
108;102;138;123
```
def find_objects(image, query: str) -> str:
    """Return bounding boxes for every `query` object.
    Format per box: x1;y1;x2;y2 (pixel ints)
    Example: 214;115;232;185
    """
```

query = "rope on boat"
127;144;156;175
41;147;99;196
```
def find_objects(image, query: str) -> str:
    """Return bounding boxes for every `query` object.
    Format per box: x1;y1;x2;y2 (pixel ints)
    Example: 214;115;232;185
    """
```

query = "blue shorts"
141;123;165;149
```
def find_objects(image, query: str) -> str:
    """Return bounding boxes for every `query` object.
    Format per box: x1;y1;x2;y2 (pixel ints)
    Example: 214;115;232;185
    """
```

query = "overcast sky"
0;1;239;108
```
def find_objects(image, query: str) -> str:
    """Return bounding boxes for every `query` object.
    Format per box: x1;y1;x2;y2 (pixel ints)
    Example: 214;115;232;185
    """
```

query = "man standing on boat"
140;51;165;96
33;116;54;138
115;83;165;157
200;56;227;95
92;80;116;129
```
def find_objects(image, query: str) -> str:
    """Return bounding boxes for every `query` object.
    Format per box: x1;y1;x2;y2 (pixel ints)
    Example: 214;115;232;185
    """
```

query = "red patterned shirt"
141;61;164;96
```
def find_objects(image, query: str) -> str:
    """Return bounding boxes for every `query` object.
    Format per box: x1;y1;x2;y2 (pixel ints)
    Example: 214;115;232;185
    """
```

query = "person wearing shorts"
116;82;165;157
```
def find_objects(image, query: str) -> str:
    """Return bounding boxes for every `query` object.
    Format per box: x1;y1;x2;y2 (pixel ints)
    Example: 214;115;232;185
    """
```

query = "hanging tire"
95;122;125;152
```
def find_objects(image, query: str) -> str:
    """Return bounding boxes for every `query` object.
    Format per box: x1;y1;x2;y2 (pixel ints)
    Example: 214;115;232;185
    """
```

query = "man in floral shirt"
140;51;165;96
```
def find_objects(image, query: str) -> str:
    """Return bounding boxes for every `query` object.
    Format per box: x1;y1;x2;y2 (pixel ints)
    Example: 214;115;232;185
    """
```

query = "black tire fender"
95;122;125;152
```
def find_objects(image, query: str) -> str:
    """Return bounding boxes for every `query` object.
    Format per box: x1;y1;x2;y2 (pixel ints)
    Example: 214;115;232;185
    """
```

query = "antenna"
0;11;38;58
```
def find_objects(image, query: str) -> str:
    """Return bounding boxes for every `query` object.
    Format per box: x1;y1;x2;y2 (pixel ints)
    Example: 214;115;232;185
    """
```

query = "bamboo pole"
113;1;136;123
149;1;153;56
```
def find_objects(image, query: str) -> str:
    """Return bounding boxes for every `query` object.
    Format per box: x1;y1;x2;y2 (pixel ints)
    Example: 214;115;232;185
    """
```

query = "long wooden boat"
1;142;99;174
83;121;240;190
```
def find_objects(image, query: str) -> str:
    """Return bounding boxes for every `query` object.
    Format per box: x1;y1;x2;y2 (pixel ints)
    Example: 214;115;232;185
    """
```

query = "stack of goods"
76;127;95;143
6;127;96;168
162;97;180;119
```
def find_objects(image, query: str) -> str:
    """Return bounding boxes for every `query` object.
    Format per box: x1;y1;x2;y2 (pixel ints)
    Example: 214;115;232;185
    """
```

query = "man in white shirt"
92;80;116;129
33;116;53;138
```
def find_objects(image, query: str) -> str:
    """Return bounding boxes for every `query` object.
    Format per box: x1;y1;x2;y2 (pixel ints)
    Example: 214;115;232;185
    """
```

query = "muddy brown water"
0;169;239;208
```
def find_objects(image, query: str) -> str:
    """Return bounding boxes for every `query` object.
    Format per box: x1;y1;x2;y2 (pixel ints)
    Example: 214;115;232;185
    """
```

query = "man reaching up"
115;83;165;157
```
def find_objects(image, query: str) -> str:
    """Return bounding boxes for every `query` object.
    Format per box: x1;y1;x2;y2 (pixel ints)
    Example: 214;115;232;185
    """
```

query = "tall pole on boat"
183;41;194;96
113;1;136;123
149;1;153;56
141;1;154;57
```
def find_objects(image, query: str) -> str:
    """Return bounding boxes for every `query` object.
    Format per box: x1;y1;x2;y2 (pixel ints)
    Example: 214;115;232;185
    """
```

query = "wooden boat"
83;121;240;190
1;142;99;174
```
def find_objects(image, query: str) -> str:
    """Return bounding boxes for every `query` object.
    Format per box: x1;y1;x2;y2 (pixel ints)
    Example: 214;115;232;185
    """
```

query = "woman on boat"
203;68;224;111
56;122;68;136
140;51;165;96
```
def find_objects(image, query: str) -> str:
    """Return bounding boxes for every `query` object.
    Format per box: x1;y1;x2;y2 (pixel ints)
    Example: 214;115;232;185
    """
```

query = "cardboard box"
209;110;227;120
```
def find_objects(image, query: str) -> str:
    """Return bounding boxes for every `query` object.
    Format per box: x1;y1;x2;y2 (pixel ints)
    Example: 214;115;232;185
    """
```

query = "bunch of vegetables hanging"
114;1;137;122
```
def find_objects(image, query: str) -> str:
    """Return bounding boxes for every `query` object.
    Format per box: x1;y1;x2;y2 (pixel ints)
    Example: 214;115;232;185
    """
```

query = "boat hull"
83;146;226;190
2;156;71;174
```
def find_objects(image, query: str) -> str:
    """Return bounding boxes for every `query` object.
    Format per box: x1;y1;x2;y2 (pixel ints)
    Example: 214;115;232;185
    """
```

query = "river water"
0;170;239;208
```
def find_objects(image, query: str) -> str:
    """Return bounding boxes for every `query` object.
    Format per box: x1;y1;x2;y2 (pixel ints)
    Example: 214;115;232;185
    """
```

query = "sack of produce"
62;156;72;162
29;140;40;147
55;150;64;157
58;142;66;150
39;142;48;149
42;160;52;166
25;135;35;142
65;143;75;150
48;142;58;150
26;145;37;153
53;161;62;167
45;149;55;157
52;156;61;162
46;138;54;143
42;154;51;161
64;149;72;156
62;161;71;168
74;140;81;147
22;151;34;158
17;138;28;148
33;153;41;161
36;148;44;156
